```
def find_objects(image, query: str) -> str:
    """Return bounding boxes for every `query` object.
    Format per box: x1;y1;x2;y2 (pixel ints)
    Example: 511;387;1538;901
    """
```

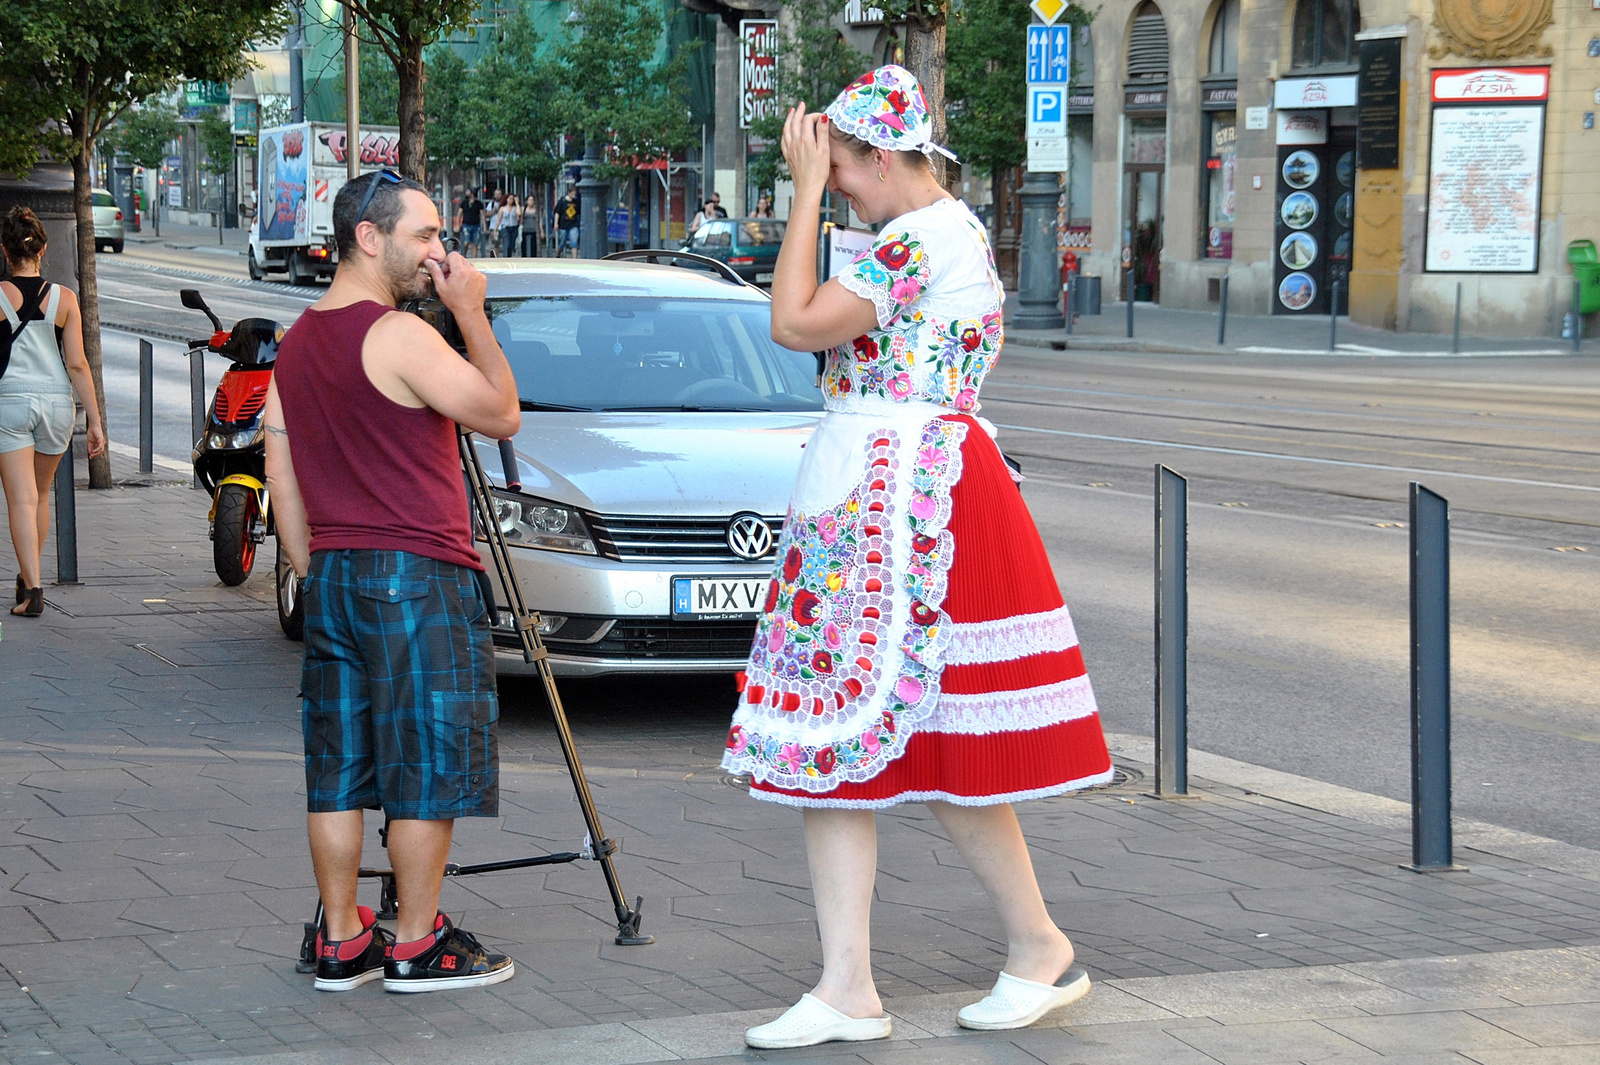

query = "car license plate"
755;272;774;283
673;576;768;619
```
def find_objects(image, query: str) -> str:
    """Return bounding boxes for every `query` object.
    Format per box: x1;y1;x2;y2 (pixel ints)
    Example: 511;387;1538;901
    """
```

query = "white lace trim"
945;606;1080;666
745;765;1117;810
927;675;1097;736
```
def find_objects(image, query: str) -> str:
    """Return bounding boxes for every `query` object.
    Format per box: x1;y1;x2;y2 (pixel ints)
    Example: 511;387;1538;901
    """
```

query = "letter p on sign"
1027;87;1066;138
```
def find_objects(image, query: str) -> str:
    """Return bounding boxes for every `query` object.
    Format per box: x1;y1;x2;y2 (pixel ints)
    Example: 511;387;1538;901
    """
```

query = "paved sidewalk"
1;453;1597;1064
1000;292;1596;359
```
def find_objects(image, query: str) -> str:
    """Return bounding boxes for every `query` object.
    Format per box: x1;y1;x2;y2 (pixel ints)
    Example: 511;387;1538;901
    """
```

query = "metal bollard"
1126;269;1135;339
1329;279;1340;351
1152;464;1190;798
139;339;154;474
1451;282;1462;355
1575;281;1584;353
1217;274;1230;347
189;347;205;490
1407;482;1461;872
1065;273;1076;335
53;443;79;584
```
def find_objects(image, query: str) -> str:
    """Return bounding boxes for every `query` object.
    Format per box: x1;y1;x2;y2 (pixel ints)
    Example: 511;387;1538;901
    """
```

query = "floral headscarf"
824;65;959;164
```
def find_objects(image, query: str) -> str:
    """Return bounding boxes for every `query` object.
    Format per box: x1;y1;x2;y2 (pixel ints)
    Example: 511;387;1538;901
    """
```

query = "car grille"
584;619;756;659
591;514;783;562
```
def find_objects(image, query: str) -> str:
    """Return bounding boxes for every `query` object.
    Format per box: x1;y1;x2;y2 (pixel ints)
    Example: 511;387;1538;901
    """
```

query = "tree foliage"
0;0;288;487
747;0;870;193
471;13;564;183
106;101;180;172
339;0;478;180
329;40;403;126
197;107;235;177
554;0;697;181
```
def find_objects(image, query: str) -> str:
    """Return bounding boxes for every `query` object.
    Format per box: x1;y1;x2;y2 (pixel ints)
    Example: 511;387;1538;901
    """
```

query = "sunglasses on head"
353;168;404;228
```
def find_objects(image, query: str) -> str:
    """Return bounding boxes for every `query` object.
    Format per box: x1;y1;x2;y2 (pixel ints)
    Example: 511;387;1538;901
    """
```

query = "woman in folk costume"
724;66;1114;1050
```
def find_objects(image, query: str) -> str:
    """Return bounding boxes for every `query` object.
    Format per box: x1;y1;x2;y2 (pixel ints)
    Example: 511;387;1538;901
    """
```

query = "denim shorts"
460;224;481;247
559;227;579;250
301;549;499;820
0;393;74;455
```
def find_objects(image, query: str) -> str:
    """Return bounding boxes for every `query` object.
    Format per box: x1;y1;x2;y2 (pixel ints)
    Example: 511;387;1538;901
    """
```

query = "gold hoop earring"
878;171;886;183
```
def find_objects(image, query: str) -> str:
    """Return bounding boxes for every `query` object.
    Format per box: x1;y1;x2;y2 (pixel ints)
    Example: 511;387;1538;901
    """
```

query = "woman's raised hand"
781;103;831;198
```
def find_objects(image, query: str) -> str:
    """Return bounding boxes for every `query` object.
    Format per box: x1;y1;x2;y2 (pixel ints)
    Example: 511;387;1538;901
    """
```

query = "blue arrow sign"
1027;25;1072;84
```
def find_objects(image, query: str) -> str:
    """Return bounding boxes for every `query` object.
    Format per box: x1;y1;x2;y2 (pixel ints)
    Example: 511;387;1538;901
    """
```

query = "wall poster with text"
1424;67;1548;273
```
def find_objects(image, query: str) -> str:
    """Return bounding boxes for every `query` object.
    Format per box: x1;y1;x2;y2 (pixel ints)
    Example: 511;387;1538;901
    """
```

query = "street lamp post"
578;137;607;260
1013;168;1064;330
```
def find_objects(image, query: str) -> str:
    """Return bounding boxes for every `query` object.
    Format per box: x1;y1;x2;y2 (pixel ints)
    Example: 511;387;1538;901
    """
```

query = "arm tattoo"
265;425;288;437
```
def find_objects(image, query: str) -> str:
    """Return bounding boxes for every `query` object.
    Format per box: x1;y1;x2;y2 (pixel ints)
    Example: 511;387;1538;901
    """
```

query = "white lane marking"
107;440;190;472
1235;345;1570;357
98;293;177;310
994;423;1600;494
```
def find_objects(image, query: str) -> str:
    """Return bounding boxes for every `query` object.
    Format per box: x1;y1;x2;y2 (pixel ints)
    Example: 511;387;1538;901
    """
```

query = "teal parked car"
682;218;785;287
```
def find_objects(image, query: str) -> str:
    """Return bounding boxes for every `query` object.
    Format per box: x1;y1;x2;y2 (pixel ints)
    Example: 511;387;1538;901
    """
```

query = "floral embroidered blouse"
825;197;1004;415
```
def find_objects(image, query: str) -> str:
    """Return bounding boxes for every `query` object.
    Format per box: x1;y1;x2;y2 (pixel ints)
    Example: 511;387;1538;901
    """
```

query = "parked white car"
92;188;124;253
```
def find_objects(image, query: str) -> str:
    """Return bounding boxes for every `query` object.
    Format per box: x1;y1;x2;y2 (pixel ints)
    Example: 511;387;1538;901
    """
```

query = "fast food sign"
739;20;778;129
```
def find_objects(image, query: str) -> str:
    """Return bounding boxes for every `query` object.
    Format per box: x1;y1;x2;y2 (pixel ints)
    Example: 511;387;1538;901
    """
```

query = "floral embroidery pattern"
723;419;966;791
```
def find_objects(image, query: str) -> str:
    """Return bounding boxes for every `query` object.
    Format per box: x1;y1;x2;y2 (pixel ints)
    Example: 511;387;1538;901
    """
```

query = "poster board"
821;223;876;279
1424;67;1548;273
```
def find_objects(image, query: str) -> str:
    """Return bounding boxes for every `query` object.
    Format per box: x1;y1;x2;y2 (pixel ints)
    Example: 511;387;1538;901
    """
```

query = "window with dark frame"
1292;0;1360;70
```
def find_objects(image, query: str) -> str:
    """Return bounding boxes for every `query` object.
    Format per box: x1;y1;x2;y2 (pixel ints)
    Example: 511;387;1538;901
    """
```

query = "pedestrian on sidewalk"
457;190;484;257
498;194;521;258
0;207;106;618
262;171;522;993
555;186;581;257
725;66;1114;1050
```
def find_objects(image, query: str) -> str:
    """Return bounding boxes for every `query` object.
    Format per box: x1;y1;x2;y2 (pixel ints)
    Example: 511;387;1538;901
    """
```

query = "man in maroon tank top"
263;172;522;993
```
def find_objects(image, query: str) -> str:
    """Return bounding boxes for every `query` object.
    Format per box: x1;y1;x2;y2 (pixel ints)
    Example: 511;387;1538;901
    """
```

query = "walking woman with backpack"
1;207;107;617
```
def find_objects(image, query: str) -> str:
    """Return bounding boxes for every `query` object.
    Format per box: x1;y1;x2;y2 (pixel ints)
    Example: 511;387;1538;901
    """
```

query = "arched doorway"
1123;1;1168;302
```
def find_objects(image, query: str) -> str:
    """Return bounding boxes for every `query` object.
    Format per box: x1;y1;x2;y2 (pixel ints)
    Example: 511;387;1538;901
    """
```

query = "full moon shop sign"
1424;66;1549;274
739;20;778;129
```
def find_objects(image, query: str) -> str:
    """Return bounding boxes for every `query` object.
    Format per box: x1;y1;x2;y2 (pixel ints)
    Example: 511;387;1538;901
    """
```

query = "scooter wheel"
213;484;259;586
276;538;305;641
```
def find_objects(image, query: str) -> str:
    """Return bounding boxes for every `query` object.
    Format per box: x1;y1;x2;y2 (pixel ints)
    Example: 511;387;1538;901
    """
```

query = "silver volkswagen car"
420;256;822;676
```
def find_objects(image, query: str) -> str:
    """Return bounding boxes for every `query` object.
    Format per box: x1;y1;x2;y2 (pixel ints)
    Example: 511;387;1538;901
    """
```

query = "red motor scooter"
180;289;302;638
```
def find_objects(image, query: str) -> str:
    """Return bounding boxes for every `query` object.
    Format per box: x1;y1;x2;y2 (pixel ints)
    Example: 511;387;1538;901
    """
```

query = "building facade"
1072;0;1600;336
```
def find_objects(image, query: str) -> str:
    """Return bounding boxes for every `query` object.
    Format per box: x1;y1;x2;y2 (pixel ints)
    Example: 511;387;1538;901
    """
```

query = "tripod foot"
295;921;319;974
614;895;654;946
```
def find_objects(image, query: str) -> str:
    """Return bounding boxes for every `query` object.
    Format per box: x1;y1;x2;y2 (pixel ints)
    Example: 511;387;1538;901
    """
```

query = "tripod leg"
459;431;653;946
296;899;326;974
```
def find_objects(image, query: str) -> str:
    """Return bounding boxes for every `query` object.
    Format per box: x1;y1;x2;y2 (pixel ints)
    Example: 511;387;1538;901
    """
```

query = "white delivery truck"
248;122;401;284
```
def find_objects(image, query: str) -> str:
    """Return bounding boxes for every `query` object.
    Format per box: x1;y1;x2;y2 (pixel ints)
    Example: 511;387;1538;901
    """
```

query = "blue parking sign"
1027;25;1072;84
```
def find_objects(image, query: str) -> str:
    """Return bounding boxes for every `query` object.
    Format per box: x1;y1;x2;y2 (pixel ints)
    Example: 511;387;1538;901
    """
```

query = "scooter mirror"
180;289;224;332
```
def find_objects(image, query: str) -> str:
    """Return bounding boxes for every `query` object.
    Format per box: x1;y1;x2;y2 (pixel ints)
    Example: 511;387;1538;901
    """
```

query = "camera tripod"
296;429;652;973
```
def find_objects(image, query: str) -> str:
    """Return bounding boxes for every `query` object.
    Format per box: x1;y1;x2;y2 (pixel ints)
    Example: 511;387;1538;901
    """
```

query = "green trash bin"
1569;239;1600;314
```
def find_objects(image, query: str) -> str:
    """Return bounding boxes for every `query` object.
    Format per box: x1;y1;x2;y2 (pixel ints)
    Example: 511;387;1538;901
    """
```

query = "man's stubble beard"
381;239;431;304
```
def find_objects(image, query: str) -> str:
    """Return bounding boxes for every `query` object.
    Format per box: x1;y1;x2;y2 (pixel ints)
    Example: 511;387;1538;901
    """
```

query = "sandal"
14;574;23;605
11;586;42;617
957;965;1092;1030
744;993;892;1049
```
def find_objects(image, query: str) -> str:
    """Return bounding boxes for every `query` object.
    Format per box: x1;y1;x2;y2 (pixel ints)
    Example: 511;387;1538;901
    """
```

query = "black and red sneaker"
383;913;515;993
313;905;393;992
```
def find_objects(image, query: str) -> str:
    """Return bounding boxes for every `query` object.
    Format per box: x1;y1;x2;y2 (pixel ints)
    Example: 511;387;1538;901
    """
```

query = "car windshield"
735;221;785;246
92;192;116;207
487;297;823;413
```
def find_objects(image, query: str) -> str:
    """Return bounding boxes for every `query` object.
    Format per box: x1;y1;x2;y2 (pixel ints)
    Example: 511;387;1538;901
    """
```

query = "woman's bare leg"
32;451;62;573
928;801;1075;983
1;447;42;592
802;807;883;1017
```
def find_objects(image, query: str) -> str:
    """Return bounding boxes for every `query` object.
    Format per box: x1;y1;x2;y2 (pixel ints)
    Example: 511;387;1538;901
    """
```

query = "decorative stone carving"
1429;0;1554;60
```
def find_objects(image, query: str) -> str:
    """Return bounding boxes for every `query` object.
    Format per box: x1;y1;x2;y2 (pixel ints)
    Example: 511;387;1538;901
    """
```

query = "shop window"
1203;112;1237;258
1065;116;1093;232
1126;2;1169;81
1208;0;1239;75
1292;0;1359;70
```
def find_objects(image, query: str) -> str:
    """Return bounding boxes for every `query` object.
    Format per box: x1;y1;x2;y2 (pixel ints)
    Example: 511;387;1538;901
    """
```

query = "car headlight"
481;490;597;554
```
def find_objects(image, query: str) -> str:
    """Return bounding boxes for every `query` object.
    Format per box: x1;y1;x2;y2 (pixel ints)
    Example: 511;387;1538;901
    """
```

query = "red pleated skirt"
750;415;1113;808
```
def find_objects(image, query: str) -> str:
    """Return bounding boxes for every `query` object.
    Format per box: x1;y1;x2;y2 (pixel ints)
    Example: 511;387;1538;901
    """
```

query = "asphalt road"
86;249;1600;851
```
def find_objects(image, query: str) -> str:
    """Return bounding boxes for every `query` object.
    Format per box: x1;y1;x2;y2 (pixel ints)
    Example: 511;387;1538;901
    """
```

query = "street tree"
338;0;478;181
747;0;869;194
0;0;290;488
876;0;949;181
105;101;179;237
330;39;402;126
554;0;697;182
196;107;236;245
423;43;489;229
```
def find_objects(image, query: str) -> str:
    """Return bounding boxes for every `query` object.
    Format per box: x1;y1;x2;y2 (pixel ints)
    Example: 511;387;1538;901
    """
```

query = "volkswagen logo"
727;513;775;560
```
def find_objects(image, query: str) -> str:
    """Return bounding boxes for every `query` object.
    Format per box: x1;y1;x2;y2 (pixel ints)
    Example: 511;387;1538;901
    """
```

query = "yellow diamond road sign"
1031;0;1070;26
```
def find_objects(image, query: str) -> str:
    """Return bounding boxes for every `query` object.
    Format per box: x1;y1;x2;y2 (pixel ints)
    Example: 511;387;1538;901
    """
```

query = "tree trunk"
70;144;113;490
904;11;948;185
397;38;426;183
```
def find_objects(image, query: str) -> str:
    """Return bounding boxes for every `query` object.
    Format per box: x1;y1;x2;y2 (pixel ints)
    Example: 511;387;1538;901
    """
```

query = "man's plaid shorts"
301;549;499;820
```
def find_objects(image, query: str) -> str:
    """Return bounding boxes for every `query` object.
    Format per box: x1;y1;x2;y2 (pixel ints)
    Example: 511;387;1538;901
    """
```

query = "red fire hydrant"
1061;250;1080;320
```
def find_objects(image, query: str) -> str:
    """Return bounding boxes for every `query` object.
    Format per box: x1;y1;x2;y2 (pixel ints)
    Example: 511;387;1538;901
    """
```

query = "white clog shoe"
956;965;1092;1030
744;992;893;1049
